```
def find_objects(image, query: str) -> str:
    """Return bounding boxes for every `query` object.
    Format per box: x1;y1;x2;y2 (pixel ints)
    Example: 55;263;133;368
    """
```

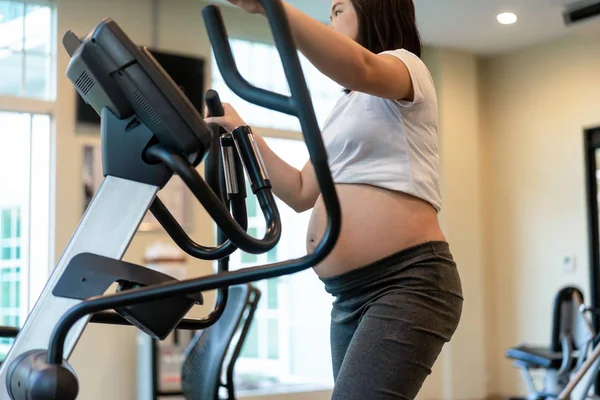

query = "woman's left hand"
224;0;265;14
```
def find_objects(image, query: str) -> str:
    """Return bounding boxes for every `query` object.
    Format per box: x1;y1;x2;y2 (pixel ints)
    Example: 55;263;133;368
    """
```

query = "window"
211;39;342;132
0;0;56;100
0;0;56;361
225;138;334;393
0;111;52;359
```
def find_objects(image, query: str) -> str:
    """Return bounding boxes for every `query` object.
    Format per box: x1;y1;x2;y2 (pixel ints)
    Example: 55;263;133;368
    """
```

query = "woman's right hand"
204;102;247;132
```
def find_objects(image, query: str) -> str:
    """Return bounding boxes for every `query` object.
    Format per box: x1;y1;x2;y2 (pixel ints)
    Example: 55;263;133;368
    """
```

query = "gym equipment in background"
137;284;261;400
506;287;598;399
0;1;342;399
181;284;262;400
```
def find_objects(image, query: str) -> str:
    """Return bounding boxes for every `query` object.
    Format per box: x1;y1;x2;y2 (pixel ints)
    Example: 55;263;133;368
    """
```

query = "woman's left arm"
279;3;414;101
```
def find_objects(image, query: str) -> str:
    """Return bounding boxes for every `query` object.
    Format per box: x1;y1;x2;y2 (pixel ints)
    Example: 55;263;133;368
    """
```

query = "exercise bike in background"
506;286;600;400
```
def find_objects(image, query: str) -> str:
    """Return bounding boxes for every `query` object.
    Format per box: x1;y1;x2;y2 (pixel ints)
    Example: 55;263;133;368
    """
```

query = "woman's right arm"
205;103;320;213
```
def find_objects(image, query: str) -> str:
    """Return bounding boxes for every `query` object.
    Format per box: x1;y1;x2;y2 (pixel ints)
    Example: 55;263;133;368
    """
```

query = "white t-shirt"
321;48;441;212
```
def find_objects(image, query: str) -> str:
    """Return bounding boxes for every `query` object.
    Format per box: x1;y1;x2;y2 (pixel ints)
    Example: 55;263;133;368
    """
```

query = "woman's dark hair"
349;0;422;57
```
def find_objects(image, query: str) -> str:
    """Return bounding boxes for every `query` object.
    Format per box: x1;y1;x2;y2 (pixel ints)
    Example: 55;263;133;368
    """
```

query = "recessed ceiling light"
497;12;518;25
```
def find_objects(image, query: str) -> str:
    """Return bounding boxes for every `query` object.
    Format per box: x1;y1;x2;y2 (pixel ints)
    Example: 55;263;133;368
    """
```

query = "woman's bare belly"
307;184;446;278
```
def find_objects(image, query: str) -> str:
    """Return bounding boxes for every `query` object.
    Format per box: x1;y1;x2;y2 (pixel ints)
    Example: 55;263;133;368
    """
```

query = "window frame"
0;0;58;101
0;0;57;325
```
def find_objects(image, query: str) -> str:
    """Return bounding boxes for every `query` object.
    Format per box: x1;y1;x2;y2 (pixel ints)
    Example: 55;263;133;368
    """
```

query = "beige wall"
482;34;598;396
438;48;488;399
422;32;600;398
417;47;489;400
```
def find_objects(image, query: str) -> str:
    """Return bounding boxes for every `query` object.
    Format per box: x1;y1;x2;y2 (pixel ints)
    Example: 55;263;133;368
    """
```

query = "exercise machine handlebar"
148;89;250;260
204;2;340;256
46;0;341;367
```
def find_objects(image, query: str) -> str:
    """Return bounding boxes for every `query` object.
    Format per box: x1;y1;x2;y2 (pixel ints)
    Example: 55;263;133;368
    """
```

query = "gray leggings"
320;241;463;400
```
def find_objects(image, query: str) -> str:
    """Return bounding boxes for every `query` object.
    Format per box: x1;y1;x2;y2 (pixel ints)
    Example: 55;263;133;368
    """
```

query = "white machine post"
0;176;158;397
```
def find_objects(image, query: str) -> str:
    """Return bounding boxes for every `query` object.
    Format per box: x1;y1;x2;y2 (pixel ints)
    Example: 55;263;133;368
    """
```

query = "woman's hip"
320;240;464;325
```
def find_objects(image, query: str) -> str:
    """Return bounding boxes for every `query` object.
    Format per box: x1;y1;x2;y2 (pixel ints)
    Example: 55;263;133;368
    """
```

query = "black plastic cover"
101;108;173;187
7;350;78;400
65;18;214;169
53;253;203;340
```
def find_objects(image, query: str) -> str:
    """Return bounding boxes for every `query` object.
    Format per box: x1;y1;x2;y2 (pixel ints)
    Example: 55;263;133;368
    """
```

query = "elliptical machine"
0;1;341;398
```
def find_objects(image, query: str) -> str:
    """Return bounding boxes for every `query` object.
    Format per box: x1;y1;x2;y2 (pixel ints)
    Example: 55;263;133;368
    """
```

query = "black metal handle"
205;89;225;117
204;89;227;202
203;6;294;116
200;88;232;323
146;145;281;254
149;90;250;260
203;2;329;165
0;326;19;338
203;1;340;257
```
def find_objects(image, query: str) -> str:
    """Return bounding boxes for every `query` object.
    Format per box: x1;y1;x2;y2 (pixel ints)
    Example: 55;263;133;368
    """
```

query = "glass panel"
0;50;23;96
267;246;278;263
25;51;50;99
0;111;51;327
246;182;257;218
267;318;279;360
1;246;10;259
1;209;11;239
14;279;19;307
0;112;32;211
1;281;10;306
15;208;20;238
0;1;25;51
241;227;258;263
24;4;51;54
267;278;278;309
241;320;259;358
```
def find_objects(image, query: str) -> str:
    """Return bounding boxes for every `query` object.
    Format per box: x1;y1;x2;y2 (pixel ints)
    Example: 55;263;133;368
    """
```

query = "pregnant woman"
206;1;464;398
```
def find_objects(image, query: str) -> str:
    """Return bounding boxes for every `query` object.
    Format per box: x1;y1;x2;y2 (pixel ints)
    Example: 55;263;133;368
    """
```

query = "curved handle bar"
204;3;338;244
187;89;235;324
146;145;281;254
149;90;250;260
203;3;329;164
203;6;293;116
149;198;243;260
204;89;228;202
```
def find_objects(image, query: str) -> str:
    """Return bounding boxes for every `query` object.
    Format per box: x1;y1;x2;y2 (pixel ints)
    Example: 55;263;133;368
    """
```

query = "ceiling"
213;0;587;55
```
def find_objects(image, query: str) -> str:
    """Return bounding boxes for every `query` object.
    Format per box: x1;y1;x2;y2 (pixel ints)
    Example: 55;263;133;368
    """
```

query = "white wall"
482;34;597;396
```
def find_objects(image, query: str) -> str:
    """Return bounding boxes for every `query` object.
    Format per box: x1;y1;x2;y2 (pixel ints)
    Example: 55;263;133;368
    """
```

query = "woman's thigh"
331;289;463;400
